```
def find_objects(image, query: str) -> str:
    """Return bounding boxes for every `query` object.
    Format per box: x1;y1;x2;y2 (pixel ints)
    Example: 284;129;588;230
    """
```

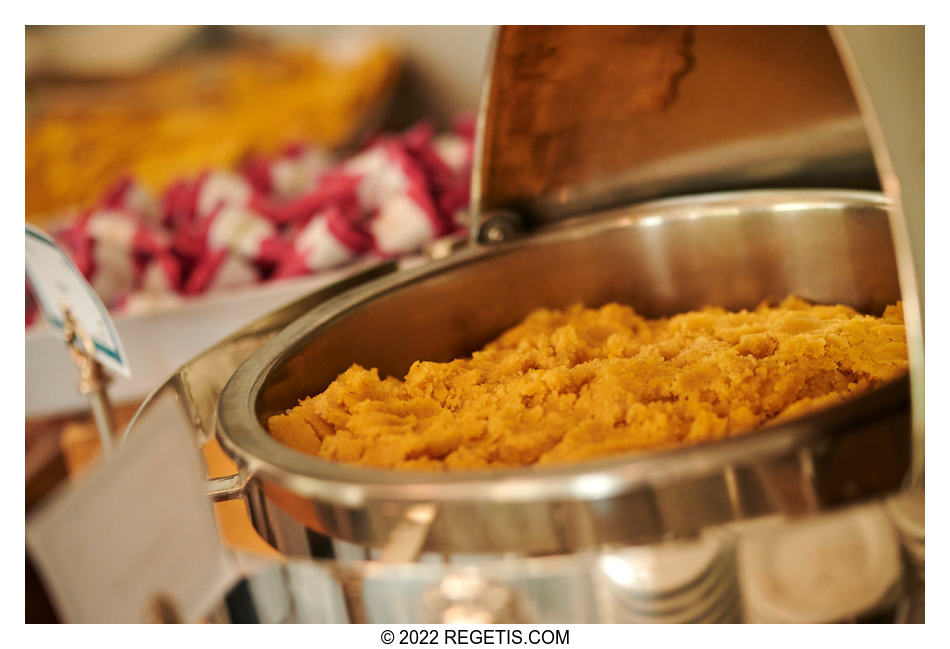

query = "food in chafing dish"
267;297;908;471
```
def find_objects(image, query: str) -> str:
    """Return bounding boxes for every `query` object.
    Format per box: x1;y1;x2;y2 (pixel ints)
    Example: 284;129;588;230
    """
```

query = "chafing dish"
125;26;923;623
217;188;909;556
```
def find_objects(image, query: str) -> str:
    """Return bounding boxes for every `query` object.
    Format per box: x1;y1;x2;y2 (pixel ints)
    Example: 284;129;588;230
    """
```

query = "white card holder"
26;386;238;622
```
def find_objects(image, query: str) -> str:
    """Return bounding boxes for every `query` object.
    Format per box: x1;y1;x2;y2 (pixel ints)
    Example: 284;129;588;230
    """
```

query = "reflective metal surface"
598;529;740;623
124;261;396;449
830;27;924;485
220;552;602;624
473;27;876;229
214;500;918;623
217;189;911;555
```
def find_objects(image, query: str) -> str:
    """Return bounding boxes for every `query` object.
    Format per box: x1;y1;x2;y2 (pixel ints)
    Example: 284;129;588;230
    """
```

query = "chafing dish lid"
473;26;877;230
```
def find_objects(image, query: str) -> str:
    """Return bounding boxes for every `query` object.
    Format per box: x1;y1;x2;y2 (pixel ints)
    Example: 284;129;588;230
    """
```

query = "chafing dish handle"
206;473;248;502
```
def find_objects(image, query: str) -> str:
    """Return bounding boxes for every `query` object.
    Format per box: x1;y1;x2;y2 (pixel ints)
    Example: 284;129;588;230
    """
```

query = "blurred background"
25;24;492;529
26;26;492;220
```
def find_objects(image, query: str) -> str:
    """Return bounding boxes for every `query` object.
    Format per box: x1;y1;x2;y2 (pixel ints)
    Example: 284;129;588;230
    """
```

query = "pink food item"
196;171;255;218
27;119;476;327
386;118;473;231
269;144;333;201
346;138;449;256
206;204;277;260
267;170;361;226
136;250;181;293
241;143;331;201
273;206;373;279
161;170;254;231
69;209;150;308
183;248;260;296
100;176;160;225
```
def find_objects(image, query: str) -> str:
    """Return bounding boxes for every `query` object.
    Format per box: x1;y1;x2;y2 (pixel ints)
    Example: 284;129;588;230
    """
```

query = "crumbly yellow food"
267;297;908;471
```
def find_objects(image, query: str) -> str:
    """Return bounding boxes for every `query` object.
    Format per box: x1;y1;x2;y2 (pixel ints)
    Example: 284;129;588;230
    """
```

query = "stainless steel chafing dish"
217;188;909;556
128;26;924;623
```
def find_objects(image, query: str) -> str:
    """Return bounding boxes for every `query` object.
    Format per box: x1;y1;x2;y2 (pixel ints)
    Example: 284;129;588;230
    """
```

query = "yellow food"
26;45;399;220
268;297;908;471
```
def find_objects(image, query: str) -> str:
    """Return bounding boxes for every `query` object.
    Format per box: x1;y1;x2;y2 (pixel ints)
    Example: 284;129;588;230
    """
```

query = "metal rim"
216;188;904;508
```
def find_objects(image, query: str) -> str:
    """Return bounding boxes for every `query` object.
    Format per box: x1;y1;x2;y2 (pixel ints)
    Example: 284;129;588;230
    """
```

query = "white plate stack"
738;504;902;623
597;532;741;623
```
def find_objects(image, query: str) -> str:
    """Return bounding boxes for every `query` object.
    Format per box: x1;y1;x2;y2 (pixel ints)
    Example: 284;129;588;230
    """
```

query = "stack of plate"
885;487;925;585
738;504;902;623
597;533;741;623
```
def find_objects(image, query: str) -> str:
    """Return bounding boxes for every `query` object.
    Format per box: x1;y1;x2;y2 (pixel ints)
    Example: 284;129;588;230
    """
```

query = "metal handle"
206;473;247;502
378;503;438;563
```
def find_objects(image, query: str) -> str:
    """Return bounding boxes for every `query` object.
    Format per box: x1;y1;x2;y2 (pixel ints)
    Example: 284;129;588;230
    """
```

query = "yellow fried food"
26;45;400;220
267;297;908;471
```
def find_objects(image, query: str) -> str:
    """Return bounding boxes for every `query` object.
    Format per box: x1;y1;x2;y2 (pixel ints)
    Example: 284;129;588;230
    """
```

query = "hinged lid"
472;26;877;230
